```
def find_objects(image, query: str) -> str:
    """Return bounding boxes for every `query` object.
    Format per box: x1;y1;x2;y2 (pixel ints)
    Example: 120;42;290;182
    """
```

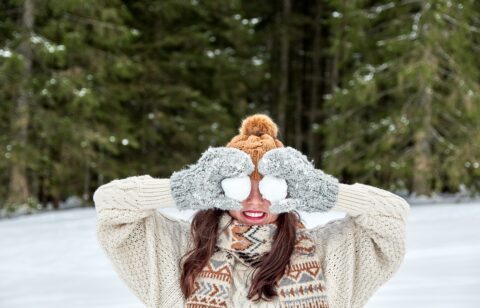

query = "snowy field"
1;202;480;308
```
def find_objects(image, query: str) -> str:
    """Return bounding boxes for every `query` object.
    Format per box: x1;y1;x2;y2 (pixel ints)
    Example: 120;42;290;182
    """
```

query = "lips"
241;210;267;222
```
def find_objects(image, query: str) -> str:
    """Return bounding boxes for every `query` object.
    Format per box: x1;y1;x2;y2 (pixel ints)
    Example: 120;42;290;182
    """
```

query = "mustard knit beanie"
225;114;284;181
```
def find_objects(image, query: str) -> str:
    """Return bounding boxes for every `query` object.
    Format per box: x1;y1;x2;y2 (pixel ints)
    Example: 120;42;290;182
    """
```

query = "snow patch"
1;201;479;307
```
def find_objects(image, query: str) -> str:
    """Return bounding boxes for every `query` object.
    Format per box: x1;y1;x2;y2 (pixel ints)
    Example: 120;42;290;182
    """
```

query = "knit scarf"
185;213;329;308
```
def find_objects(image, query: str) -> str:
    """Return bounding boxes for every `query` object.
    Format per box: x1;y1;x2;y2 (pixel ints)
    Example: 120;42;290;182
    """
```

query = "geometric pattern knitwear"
185;212;329;308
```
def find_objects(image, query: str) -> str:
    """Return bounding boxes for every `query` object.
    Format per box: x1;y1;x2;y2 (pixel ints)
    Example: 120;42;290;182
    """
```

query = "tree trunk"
294;52;302;149
7;0;34;207
412;85;433;196
308;0;322;161
83;158;90;203
277;0;290;140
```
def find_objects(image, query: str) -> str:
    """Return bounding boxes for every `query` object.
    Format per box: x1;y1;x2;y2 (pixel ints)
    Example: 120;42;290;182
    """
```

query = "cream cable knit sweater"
93;175;410;308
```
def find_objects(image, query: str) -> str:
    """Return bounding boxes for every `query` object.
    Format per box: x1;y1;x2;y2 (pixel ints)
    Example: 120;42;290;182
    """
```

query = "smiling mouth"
241;210;267;221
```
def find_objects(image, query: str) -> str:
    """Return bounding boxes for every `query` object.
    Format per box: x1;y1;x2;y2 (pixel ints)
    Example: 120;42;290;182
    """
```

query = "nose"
243;178;269;206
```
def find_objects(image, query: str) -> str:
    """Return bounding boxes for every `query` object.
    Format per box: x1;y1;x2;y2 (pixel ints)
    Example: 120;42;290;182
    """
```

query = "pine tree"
120;0;266;176
323;0;480;195
0;0;137;211
2;0;479;212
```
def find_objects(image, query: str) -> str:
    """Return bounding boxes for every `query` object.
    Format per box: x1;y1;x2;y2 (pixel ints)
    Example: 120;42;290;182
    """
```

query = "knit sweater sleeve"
93;175;191;307
308;182;410;308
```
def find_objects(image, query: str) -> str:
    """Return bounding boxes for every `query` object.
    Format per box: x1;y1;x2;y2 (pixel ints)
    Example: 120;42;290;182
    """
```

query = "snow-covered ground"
1;202;479;308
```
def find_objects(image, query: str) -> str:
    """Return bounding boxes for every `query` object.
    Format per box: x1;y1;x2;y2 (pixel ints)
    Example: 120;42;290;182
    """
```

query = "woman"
93;114;410;308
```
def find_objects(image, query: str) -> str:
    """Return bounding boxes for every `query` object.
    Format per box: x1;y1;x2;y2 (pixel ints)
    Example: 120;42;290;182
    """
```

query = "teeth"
244;211;264;218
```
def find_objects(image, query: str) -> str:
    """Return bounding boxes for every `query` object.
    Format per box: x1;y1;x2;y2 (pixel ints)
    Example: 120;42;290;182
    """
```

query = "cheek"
267;213;279;223
228;210;242;220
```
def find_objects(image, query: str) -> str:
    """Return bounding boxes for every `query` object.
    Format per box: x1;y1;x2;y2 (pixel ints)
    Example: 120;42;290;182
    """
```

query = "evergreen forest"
1;0;479;213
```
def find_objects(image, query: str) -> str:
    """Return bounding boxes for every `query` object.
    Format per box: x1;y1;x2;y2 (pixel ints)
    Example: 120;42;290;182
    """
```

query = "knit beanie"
225;114;284;181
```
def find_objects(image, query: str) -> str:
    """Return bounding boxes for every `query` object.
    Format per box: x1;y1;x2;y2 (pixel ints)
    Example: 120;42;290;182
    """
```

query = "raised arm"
255;145;410;306
308;182;410;308
93;175;191;307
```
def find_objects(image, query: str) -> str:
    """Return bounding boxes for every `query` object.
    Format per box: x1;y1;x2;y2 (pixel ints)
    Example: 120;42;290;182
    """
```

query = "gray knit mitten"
258;146;339;213
170;146;255;211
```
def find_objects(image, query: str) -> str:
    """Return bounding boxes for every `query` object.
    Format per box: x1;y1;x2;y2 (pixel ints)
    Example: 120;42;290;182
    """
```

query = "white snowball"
221;175;251;201
259;175;287;202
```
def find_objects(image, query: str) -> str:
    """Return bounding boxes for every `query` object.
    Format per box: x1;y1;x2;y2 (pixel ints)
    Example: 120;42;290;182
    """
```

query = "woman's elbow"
396;196;411;223
93;184;112;211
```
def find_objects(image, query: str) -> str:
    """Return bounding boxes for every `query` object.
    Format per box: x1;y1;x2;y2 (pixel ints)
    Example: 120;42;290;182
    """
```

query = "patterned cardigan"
93;175;410;307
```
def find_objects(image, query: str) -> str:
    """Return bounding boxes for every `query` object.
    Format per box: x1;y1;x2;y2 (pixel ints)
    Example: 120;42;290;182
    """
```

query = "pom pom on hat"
226;114;284;180
239;114;278;138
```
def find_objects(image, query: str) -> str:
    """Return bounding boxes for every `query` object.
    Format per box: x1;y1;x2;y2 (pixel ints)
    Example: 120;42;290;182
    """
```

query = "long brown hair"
179;208;301;302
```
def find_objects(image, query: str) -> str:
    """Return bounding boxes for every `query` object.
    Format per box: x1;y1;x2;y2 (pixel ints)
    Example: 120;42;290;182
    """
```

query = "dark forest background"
1;0;479;214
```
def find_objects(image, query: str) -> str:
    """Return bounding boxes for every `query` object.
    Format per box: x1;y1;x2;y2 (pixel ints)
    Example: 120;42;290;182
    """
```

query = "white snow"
1;201;479;308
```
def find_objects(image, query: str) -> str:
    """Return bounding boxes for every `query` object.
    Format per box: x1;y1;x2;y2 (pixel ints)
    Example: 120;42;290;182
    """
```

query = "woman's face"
228;178;279;225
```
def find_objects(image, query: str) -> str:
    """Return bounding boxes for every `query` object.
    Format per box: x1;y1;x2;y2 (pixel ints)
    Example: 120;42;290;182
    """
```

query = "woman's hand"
258;146;339;213
170;146;255;211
